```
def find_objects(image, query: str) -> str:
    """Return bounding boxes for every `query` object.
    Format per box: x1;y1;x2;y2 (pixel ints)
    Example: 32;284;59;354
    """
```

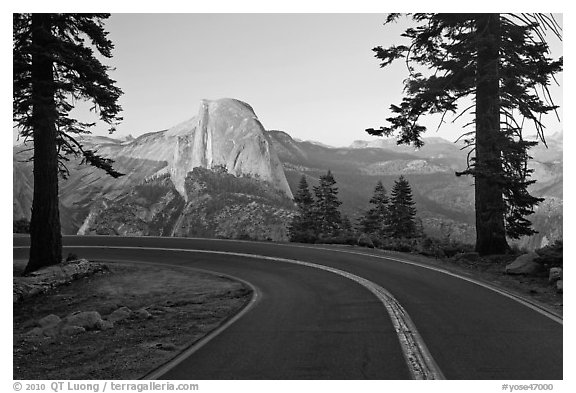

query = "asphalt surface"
13;235;563;380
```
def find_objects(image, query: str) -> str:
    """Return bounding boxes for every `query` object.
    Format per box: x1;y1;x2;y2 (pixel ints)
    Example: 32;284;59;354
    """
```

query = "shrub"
236;231;253;241
357;234;375;248
534;239;563;268
379;237;415;252
417;237;446;258
134;184;171;204
291;230;318;244
317;234;357;246
13;218;30;234
508;243;529;255
185;167;294;209
407;235;473;259
66;253;79;262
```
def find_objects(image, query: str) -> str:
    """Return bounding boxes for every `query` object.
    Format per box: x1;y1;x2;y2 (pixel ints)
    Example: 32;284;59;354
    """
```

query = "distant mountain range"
267;130;562;249
13;99;562;249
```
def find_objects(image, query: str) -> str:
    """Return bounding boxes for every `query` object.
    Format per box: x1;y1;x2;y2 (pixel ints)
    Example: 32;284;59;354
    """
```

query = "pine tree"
288;175;317;243
360;181;389;237
340;214;356;243
341;215;354;236
388;176;417;238
13;14;124;273
366;14;562;255
313;170;342;238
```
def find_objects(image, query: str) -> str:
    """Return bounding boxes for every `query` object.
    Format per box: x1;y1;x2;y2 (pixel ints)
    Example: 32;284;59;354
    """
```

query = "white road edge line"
123;260;262;381
55;235;562;324
13;257;262;381
307;246;564;325
31;245;445;380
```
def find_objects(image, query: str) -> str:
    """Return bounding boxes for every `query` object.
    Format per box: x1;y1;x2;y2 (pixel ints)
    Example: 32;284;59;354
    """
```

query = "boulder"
357;234;374;248
42;325;62;338
64;311;106;331
107;306;133;323
38;314;61;328
24;327;44;339
61;326;86;336
22;311;112;340
99;320;114;330
505;252;543;275
556;280;563;294
134;308;153;320
548;267;562;284
155;342;176;351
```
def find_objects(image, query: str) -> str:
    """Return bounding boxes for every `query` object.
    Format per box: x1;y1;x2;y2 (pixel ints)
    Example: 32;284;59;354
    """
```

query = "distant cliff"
93;98;293;199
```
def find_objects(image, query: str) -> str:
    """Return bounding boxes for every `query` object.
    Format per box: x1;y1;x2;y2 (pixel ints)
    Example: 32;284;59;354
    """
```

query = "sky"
59;12;563;148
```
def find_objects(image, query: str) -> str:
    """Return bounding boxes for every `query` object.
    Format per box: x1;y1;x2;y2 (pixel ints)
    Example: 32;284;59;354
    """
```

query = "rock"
556;280;563;293
107;306;133;323
38;314;61;328
42;325;62;338
548;267;562;283
13;260;109;303
27;259;108;282
165;98;293;199
149;305;173;314
21;319;38;330
155;343;176;351
505;252;543;275
99;320;114;330
61;326;86;336
24;327;44;339
134;308;153;320
72;98;292;201
357;234;374;248
64;311;105;331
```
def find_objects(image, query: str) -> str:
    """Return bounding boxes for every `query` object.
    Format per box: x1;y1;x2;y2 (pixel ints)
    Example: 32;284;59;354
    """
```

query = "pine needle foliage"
366;13;562;254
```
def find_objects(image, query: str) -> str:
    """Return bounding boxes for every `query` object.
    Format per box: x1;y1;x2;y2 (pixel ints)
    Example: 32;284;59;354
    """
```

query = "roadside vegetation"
288;172;562;313
13;218;30;234
289;172;432;250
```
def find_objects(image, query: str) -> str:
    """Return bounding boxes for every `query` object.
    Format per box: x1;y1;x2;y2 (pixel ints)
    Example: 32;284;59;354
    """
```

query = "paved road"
14;236;563;380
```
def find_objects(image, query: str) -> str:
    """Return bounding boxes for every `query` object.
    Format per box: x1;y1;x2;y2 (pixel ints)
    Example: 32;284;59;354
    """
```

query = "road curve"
14;235;562;380
14;238;411;379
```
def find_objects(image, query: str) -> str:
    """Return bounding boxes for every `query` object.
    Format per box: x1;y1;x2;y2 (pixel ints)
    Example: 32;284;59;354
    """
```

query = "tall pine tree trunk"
474;14;508;255
24;14;62;274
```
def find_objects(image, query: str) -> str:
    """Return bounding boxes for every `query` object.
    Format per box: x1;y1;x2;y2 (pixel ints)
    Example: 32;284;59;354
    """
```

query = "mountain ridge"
83;98;293;199
266;129;562;249
13;99;562;250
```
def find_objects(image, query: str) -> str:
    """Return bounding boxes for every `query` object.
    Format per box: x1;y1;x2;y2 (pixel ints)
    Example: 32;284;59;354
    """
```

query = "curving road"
13;235;562;380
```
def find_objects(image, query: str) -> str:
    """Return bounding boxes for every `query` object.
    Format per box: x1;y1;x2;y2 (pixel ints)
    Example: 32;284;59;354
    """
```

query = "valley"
13;99;563;250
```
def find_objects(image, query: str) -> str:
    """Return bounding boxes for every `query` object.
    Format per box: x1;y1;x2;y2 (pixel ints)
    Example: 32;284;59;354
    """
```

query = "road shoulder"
13;261;253;380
